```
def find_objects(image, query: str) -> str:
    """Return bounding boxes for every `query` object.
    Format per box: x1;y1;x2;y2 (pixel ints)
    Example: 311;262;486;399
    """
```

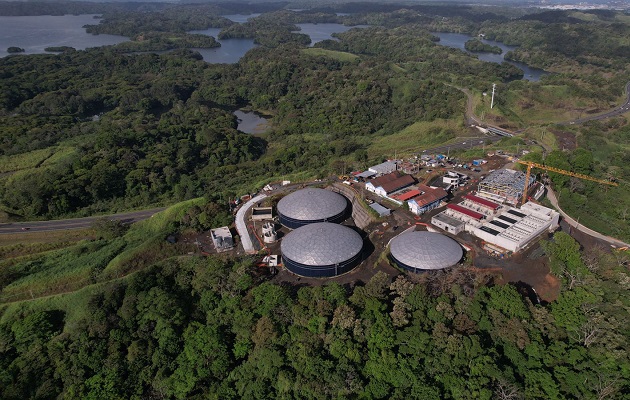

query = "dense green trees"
464;39;502;54
1;233;628;398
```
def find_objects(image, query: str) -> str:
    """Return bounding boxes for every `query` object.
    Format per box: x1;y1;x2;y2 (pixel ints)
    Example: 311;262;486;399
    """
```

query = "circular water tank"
277;188;349;229
262;222;275;234
390;231;463;272
263;231;277;244
281;222;363;277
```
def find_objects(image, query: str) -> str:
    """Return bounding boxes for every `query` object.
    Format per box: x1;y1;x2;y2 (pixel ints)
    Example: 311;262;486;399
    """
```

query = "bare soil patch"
550;128;577;151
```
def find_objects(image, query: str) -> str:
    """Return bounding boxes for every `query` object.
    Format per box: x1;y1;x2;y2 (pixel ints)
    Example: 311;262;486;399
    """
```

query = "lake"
431;32;548;81
191;22;368;62
234;110;270;134
296;23;368;46
0;15;128;58
223;14;261;23
188;28;257;64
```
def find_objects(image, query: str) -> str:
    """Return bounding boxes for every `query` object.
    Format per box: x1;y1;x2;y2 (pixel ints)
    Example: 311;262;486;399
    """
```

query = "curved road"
457;82;630;248
3;83;627;238
0;208;166;235
546;188;629;248
235;193;268;254
558;81;630;125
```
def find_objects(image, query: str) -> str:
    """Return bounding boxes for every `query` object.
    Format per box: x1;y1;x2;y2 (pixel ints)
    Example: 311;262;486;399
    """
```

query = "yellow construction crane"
516;160;618;205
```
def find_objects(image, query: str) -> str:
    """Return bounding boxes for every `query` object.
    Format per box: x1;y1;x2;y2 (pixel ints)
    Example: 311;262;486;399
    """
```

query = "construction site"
225;152;620;302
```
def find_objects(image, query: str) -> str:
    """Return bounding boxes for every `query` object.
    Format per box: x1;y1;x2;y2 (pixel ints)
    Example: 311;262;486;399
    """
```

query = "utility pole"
490;83;496;109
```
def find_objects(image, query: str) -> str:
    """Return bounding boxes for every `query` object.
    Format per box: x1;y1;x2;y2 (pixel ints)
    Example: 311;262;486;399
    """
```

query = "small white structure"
370;202;391;217
211;226;234;251
252;207;273;221
368;161;397;176
443;171;468;186
263;255;279;267
432;213;466;234
262;222;277;243
263;231;277;244
471;201;559;253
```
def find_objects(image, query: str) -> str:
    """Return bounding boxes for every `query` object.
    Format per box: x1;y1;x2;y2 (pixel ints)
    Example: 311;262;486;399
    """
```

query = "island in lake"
7;46;25;53
45;46;76;53
464;39;502;54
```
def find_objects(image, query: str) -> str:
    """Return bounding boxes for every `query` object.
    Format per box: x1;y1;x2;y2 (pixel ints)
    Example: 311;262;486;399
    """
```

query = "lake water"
234;110;270;134
0;15;128;58
296;23;368;46
431;32;548;81
222;14;261;23
188;28;257;63
191;23;368;62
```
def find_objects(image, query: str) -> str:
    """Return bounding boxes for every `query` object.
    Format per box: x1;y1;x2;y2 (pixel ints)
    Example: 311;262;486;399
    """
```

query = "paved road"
418;135;502;156
0;208;166;235
235;193;268;254
546;188;629;248
558;81;630;125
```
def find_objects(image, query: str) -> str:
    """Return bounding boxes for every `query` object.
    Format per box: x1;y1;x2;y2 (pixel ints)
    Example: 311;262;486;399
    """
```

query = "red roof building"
392;189;422;202
366;171;416;195
411;185;448;208
447;203;484;220
380;175;416;194
464;194;501;210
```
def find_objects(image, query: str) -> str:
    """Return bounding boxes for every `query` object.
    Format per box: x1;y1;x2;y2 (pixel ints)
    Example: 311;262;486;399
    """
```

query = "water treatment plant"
280;222;364;277
277;187;350;229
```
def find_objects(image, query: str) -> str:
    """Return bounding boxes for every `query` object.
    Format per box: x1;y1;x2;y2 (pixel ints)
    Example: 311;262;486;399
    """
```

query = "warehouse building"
407;185;448;215
431;213;466;234
365;171;416;197
477;169;535;205
281;222;364;277
461;194;501;217
471;202;560;253
211;226;234;252
390;231;463;272
277;188;350;229
368;161;398;176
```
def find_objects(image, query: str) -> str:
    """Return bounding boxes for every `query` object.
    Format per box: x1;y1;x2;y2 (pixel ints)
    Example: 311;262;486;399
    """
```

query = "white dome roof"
277;188;348;222
390;231;462;270
281;223;363;266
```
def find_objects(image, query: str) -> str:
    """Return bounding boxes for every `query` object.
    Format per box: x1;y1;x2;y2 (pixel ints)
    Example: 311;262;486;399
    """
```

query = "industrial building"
446;203;486;223
461;194;501;217
281;222;364;277
369;161;398;176
251;207;273;221
365;171;416;197
390;231;463;272
431;213;466;234
477;169;535;205
211;226;234;251
406;185;448;215
443;171;468;186
277;188;349;229
471;202;560;253
369;202;391;217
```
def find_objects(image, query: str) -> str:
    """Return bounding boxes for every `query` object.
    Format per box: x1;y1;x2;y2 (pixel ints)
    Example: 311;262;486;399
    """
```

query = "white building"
471;202;560;253
431;213;466;234
211;226;234;251
368;161;397;176
365;171;415;198
443;171;468;186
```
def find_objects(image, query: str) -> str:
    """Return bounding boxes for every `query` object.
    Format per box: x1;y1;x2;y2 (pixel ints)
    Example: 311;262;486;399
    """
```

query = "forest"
0;223;628;399
1;3;630;398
